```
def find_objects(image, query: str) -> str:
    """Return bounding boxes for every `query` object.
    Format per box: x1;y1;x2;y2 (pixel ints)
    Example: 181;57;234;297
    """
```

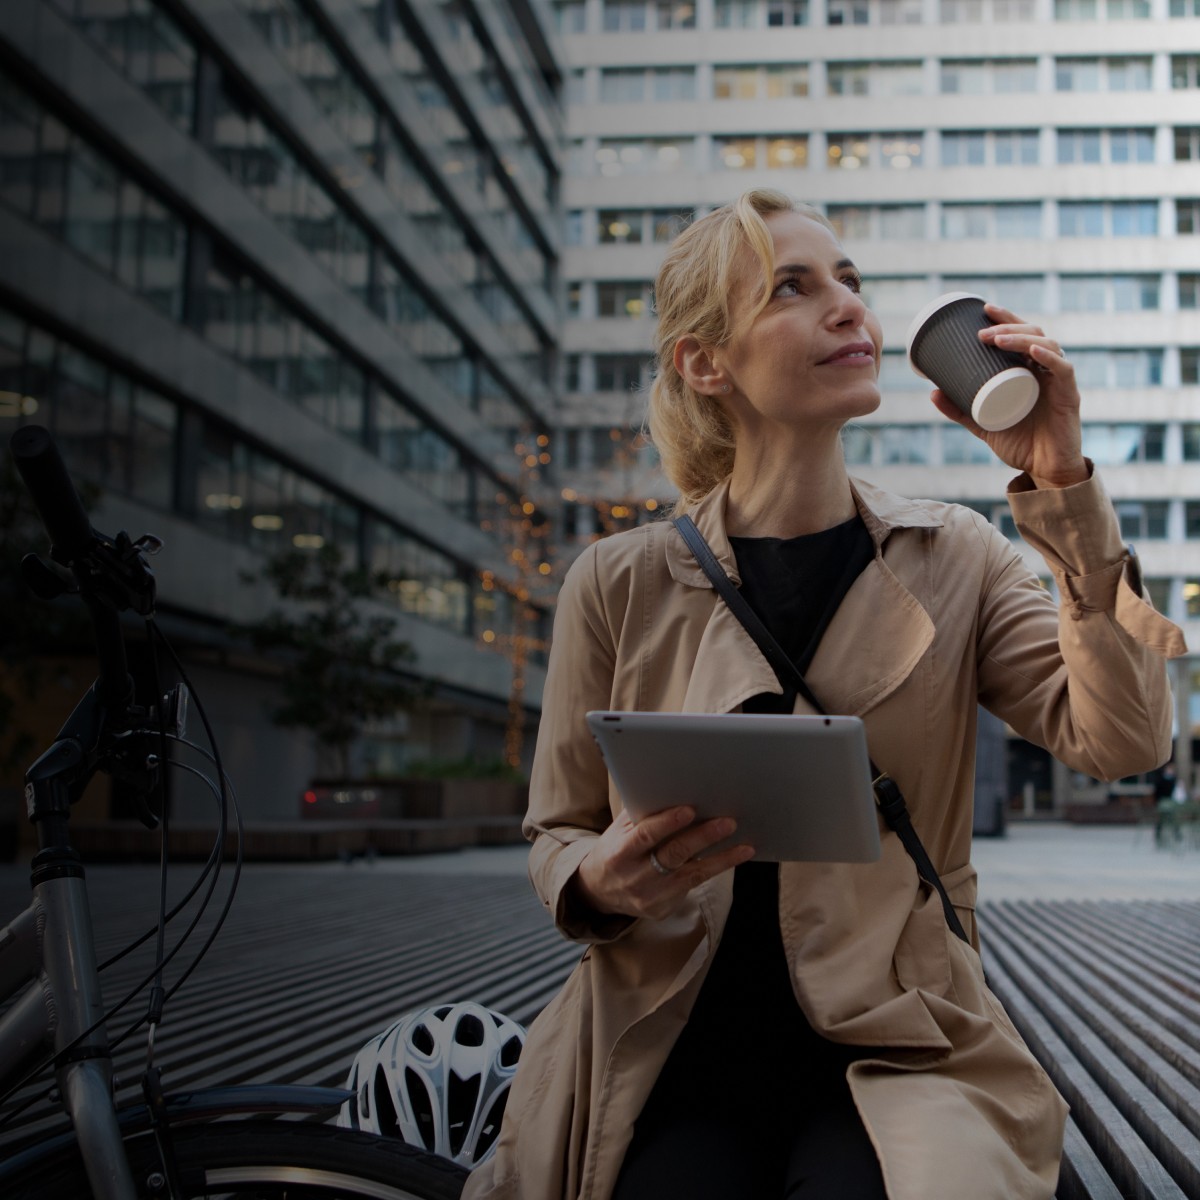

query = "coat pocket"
892;877;955;999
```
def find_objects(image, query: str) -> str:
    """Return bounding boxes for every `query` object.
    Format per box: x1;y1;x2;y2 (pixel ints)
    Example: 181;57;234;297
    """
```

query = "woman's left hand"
929;302;1090;490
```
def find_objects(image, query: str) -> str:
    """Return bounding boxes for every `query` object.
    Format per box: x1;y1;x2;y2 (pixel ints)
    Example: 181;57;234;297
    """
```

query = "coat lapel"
666;476;940;718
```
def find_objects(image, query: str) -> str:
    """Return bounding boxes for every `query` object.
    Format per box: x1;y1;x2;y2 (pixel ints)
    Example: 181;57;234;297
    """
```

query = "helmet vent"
500;1035;522;1068
478;1091;510;1158
371;1065;402;1140
412;1022;435;1056
405;1067;437;1151
448;1071;481;1157
456;1013;485;1046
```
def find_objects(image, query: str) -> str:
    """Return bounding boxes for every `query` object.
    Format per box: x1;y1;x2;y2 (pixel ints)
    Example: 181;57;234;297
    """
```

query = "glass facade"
0;0;561;682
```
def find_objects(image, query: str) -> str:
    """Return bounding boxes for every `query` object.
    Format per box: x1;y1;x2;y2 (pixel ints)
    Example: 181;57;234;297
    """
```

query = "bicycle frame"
0;428;359;1199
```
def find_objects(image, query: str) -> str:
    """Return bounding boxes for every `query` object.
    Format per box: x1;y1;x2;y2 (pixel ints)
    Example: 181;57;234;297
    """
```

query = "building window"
943;425;995;464
1081;424;1165;463
715;64;809;99
827;61;923;97
767;138;808;168
1114;501;1168;540
715;137;758;170
827;132;923;170
601;0;696;28
0;76;189;320
653;209;694;241
597;210;643;243
828;204;926;239
942;130;1038;166
1178;200;1200;234
1056;0;1150;15
594;354;646;392
595;138;693;175
1180;274;1200;308
716;0;760;23
599;67;696;102
1182;349;1200;384
1059;275;1160;311
944;276;1045;313
828;0;922;21
53;0;197;132
1176;128;1200;162
861;277;930;312
767;0;809;22
1059;201;1157;237
878;351;925;389
1172;55;1200;88
1171;0;1200;13
0;304;180;509
767;65;811;98
1057;128;1154;164
941;0;1034;18
1056;57;1151;91
1068;349;1163;388
879;426;931;464
941;203;1042;238
940;58;1038;93
554;0;587;31
597;281;653;318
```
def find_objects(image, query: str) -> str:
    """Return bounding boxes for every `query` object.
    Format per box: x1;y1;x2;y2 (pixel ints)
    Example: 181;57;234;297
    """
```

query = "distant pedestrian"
1154;761;1185;845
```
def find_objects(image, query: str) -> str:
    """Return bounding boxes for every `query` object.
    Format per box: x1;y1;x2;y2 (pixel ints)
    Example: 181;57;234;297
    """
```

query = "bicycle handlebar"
10;425;95;564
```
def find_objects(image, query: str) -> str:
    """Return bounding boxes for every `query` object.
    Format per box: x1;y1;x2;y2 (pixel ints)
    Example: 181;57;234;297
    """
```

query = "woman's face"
715;212;884;435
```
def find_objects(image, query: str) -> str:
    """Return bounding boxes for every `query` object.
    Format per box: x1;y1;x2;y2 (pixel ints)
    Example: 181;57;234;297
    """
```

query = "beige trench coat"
464;469;1184;1200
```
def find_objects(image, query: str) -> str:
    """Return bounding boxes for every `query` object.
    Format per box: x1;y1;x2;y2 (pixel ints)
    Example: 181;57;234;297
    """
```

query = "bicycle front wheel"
8;1120;469;1199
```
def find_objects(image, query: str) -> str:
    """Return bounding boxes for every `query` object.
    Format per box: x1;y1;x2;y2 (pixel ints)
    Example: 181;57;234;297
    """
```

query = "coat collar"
668;475;941;718
666;475;944;590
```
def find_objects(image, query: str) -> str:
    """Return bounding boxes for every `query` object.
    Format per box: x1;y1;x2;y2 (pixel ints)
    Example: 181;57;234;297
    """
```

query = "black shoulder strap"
673;513;970;946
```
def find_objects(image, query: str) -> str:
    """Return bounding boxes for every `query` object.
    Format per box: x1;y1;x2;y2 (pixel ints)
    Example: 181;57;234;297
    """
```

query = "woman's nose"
827;284;868;327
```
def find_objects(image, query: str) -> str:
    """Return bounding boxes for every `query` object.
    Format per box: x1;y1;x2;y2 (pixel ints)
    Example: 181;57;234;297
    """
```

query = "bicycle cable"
0;759;234;1128
0;620;244;1127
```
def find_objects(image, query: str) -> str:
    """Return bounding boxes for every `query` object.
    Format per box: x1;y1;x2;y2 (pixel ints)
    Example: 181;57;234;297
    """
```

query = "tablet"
586;711;881;864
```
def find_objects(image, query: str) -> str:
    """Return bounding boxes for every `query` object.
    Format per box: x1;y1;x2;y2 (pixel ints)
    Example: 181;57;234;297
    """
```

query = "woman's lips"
819;342;876;366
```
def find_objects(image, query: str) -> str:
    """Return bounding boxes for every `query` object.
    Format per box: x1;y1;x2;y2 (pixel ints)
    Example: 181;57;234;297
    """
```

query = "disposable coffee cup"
905;293;1039;432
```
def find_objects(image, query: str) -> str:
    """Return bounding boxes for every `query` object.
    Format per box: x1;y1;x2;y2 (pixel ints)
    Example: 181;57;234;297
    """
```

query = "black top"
635;514;875;1127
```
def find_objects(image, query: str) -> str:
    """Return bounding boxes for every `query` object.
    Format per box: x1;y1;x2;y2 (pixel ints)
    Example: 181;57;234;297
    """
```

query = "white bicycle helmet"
339;1002;526;1167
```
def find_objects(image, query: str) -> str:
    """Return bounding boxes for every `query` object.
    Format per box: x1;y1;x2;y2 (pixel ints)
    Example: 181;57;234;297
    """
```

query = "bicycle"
0;425;470;1199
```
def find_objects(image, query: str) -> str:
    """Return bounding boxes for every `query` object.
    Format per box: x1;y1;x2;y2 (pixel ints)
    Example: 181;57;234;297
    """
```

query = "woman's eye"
775;279;801;298
842;274;863;294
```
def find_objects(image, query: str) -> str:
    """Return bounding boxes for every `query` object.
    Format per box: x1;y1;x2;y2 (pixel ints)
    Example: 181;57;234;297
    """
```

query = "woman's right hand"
573;805;755;921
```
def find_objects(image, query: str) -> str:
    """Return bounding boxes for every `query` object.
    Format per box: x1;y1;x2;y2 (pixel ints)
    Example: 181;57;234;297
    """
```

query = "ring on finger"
649;850;672;876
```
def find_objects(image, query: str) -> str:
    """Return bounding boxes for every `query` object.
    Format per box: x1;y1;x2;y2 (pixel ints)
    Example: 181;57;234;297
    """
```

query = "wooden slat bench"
979;899;1200;1200
1;865;1196;1199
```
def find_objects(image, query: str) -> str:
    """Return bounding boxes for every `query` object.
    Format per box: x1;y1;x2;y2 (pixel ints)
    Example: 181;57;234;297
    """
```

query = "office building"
0;0;563;818
555;0;1200;803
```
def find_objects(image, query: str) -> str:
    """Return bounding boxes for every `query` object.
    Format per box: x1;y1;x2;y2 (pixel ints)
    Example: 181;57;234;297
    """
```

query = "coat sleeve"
974;465;1184;781
523;540;638;944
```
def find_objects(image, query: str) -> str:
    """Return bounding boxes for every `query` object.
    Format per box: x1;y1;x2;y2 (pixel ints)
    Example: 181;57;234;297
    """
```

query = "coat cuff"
537;833;637;944
1007;464;1186;658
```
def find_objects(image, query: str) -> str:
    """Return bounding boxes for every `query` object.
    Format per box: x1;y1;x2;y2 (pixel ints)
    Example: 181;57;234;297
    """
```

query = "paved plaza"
292;819;1200;903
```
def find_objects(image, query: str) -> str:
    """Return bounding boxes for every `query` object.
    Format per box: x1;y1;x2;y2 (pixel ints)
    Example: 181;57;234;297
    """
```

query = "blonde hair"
647;190;835;511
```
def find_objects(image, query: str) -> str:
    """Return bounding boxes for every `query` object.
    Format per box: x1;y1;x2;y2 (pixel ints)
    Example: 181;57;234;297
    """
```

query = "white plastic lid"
971;367;1039;432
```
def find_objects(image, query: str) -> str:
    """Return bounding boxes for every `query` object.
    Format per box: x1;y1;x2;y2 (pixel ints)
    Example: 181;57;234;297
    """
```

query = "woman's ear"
674;336;729;397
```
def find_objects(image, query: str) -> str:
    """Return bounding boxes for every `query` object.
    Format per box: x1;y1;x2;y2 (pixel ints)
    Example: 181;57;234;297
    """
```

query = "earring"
720;384;730;394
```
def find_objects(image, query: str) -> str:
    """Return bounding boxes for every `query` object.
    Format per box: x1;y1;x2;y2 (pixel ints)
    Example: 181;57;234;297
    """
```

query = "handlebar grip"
10;425;94;563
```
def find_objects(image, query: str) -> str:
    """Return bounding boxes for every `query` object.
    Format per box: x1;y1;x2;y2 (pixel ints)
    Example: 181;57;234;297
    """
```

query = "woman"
463;190;1183;1199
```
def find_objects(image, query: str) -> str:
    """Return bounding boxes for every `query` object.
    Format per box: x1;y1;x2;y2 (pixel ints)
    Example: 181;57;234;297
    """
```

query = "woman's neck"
724;428;857;539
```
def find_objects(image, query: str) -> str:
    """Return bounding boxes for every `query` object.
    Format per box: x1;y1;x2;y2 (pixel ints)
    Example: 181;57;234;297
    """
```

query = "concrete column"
1174;656;1194;789
1051;754;1072;815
